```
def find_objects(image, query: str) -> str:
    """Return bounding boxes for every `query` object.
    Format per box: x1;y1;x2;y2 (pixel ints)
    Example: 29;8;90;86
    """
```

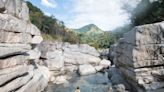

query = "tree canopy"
131;0;164;26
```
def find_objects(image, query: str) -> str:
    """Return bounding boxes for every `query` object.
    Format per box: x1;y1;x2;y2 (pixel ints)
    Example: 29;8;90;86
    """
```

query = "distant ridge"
74;24;104;34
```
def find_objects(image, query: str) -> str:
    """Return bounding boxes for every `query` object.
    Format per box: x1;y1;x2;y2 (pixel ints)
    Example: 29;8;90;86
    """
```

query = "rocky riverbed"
45;69;129;92
1;0;164;92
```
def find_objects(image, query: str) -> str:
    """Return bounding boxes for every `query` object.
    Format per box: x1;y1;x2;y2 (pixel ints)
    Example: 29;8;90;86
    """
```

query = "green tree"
131;0;164;26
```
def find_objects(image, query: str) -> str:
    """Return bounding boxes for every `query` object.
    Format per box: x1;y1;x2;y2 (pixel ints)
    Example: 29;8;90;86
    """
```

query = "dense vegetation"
27;1;79;44
131;0;164;26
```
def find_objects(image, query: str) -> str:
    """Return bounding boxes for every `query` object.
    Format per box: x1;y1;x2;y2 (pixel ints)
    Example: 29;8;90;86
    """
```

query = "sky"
27;0;141;31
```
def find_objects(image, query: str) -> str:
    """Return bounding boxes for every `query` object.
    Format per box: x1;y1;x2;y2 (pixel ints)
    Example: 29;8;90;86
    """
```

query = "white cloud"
44;12;51;16
65;0;140;31
41;0;57;8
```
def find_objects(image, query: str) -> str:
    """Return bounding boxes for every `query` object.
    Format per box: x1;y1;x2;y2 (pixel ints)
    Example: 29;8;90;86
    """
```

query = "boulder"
44;56;64;71
53;75;68;84
99;59;111;68
94;66;104;72
113;21;164;91
79;64;96;76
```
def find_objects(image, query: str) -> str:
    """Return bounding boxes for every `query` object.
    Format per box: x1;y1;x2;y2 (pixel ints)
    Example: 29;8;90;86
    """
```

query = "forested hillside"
27;1;80;43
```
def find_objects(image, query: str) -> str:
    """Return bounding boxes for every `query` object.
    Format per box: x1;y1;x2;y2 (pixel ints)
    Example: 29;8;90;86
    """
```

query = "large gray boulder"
114;21;164;92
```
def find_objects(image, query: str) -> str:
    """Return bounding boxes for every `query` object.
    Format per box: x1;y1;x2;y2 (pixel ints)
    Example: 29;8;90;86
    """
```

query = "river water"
46;72;112;92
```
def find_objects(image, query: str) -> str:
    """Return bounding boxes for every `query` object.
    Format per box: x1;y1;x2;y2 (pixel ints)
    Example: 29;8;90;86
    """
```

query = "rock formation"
99;49;109;59
114;21;164;92
38;41;111;84
0;0;49;92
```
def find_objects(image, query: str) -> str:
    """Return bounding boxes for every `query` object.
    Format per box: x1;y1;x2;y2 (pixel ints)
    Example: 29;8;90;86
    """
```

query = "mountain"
70;24;115;49
74;24;104;34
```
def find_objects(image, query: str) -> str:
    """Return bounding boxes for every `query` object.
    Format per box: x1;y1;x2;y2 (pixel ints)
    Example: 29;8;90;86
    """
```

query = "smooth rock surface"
79;64;96;76
99;59;111;68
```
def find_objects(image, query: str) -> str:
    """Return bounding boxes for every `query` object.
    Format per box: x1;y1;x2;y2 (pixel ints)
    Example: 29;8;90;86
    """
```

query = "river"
45;72;112;92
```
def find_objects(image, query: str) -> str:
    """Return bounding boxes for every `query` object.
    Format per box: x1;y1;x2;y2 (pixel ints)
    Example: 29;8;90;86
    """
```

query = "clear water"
46;72;112;92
